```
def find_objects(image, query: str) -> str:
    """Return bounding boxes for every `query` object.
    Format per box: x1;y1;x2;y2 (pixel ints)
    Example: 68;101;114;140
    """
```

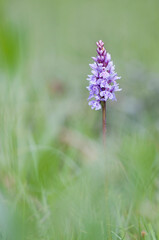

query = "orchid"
86;40;122;144
86;40;121;111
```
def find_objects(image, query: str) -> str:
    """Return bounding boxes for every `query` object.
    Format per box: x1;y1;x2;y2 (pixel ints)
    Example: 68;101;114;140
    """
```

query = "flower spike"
86;40;122;145
86;40;122;110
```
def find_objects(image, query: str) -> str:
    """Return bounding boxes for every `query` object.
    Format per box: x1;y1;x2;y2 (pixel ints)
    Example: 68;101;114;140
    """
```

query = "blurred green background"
0;0;159;239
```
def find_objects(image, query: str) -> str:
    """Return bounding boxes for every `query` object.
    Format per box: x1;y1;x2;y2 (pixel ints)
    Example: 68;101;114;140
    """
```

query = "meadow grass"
0;0;159;239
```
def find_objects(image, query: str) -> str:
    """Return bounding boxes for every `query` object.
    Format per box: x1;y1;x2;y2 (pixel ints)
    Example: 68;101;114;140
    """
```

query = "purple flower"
88;100;101;110
86;40;122;110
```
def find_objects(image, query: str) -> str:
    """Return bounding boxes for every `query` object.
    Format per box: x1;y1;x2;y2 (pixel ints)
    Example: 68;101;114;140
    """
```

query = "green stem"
102;101;106;146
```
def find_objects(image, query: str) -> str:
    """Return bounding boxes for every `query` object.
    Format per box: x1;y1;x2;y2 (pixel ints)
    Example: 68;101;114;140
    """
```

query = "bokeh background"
0;0;159;239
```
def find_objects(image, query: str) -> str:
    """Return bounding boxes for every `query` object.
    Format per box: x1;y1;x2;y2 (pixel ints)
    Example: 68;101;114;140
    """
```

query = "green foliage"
0;0;159;239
